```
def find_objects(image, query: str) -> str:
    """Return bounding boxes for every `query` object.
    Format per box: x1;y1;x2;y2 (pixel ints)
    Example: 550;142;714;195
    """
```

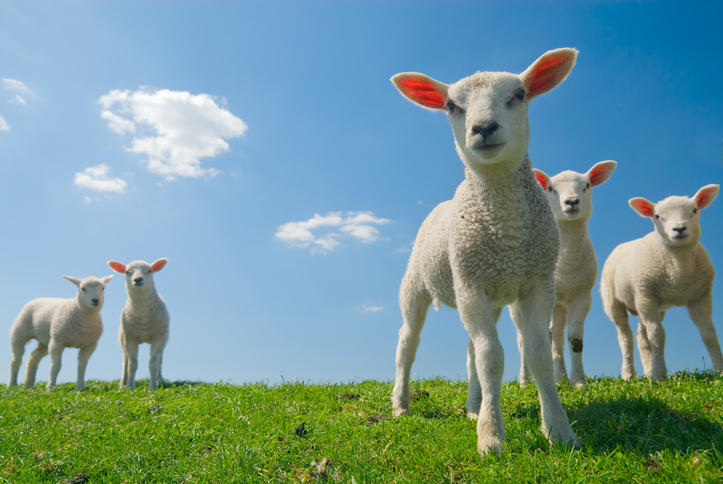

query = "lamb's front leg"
688;295;723;373
549;302;569;384
510;277;579;449
566;294;592;388
75;343;97;390
467;308;502;418
458;285;506;454
47;340;64;390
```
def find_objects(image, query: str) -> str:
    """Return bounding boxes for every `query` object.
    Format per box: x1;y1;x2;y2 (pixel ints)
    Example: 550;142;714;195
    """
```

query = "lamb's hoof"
518;375;531;387
75;384;85;391
621;371;635;381
392;406;409;417
477;436;505;455
548;429;581;450
466;411;479;420
570;377;588;389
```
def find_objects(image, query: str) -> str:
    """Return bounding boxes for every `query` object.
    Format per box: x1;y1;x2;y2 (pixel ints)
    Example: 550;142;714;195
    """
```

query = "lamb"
601;185;723;380
517;160;617;388
107;258;170;390
9;274;113;390
390;48;580;454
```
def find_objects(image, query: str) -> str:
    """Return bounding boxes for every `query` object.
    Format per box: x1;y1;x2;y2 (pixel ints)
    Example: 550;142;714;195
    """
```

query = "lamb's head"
63;275;113;310
108;259;168;295
391;48;577;174
629;184;719;248
534;160;616;223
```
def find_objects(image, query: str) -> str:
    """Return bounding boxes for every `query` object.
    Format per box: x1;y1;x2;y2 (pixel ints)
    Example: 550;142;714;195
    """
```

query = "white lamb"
517;160;617;388
601;184;723;380
9;274;113;390
108;258;170;390
391;48;580;454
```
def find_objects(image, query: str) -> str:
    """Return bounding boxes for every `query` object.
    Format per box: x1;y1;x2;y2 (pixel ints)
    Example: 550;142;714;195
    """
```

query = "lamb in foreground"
390;48;580;454
9;274;113;390
518;160;617;388
601;184;723;380
108;258;170;390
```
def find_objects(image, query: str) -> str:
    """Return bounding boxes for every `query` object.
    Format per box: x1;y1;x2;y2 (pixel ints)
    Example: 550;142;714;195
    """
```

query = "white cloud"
73;164;128;194
275;211;391;254
361;305;383;314
9;94;26;105
0;116;9;132
3;79;34;105
99;88;247;180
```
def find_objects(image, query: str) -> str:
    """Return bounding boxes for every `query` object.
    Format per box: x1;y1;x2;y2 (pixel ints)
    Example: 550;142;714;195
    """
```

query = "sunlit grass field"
1;372;722;483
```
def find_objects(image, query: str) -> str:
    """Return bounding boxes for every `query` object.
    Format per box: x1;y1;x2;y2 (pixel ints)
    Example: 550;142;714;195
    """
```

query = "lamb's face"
447;73;530;170
62;275;112;310
124;261;156;292
542;171;593;223
650;196;701;247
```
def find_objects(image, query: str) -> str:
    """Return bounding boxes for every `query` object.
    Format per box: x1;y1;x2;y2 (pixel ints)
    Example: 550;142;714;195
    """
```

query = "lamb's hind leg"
148;340;166;390
24;342;48;388
510;277;579;449
9;333;28;388
610;300;635;379
467;307;503;418
392;272;432;416
688;295;723;373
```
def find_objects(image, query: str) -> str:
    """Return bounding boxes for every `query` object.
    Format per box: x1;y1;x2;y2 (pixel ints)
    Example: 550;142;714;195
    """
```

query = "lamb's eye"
548;186;553;192
446;100;457;114
147;269;152;274
126;271;130;275
693;208;698;214
515;88;525;102
655;214;660;219
81;287;86;291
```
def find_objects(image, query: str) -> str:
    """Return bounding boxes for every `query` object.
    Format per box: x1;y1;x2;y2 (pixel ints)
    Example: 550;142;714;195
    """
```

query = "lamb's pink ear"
391;73;449;110
62;275;82;287
532;169;550;190
108;261;126;273
587;160;617;187
520;48;578;100
629;198;656;218
693;184;719;210
151;258;168;272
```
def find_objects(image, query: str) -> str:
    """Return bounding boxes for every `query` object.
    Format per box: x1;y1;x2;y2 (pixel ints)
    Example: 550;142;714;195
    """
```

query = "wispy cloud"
99;88;247;180
3;79;34;105
74;164;128;194
0;116;9;132
361;304;383;314
275;211;391;254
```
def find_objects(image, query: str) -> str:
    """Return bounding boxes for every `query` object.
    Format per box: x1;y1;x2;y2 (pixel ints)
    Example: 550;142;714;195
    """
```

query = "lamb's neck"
74;298;100;315
557;220;590;243
464;155;531;203
127;287;161;306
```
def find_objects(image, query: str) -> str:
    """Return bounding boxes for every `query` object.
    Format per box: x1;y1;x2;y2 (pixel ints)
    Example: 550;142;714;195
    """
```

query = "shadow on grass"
569;395;722;454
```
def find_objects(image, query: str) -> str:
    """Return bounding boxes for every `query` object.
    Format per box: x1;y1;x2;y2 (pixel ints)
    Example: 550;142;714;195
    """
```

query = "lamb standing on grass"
9;275;113;390
517;161;617;388
108;259;170;390
601;185;723;380
390;48;580;454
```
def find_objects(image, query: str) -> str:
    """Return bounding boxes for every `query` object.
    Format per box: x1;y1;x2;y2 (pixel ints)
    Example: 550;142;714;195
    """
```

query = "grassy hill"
1;373;722;483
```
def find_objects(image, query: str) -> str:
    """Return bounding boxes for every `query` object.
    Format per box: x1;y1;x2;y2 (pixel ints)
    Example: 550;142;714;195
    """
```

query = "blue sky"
1;1;722;387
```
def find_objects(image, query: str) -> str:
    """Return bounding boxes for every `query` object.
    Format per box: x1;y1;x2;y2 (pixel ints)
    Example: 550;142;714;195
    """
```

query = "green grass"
1;373;722;483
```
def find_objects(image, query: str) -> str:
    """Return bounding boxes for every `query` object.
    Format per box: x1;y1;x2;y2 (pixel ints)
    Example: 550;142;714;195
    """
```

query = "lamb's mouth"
671;233;688;240
563;208;580;214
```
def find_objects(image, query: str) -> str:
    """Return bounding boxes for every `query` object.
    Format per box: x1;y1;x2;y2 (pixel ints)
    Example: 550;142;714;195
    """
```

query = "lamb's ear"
151;258;168;272
108;261;126;273
587;160;617;187
391;73;449;111
629;197;656;218
693;184;719;210
62;275;82;287
532;169;551;191
520;48;578;100
100;275;114;285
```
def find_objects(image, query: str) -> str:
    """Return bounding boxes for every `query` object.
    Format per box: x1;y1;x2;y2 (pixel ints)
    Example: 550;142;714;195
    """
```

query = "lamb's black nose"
564;198;580;207
92;298;100;305
134;277;143;284
472;121;500;139
673;226;686;234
